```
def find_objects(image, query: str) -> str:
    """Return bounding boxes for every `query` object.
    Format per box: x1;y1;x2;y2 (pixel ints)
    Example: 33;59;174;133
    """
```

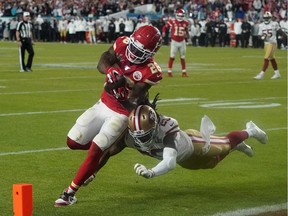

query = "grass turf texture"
0;41;287;216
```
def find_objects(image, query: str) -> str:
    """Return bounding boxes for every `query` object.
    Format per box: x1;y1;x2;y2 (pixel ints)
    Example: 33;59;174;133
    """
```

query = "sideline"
212;202;287;216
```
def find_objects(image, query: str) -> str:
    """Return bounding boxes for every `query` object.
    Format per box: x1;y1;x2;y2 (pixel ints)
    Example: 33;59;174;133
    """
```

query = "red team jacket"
101;36;163;116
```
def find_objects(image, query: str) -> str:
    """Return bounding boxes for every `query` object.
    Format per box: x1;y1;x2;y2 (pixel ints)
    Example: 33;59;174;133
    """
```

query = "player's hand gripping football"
104;67;128;101
134;163;154;179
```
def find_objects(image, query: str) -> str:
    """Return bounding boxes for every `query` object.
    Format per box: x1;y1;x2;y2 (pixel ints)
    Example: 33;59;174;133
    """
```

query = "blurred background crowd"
0;0;287;49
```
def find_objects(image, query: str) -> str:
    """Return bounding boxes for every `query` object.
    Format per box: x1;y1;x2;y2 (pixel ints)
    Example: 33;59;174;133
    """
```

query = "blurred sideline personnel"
54;25;163;207
254;11;287;80
167;9;190;77
16;12;34;72
57;99;268;206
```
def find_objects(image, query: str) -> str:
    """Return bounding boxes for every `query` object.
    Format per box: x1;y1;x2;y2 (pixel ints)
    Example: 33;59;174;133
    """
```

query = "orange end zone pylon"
13;184;33;216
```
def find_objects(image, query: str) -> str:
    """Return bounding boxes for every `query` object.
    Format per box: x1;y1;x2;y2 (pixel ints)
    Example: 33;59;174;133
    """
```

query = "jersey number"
174;26;186;37
148;62;161;74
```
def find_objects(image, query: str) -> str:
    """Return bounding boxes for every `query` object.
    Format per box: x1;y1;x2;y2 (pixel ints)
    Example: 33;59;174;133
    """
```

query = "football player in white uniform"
254;11;287;80
101;104;267;179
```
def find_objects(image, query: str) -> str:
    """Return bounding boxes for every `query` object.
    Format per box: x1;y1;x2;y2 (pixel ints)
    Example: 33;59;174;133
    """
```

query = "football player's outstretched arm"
97;46;118;74
134;133;178;179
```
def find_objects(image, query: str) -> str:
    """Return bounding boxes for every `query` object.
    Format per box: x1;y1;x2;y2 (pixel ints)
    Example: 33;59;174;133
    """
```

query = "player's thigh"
67;103;104;144
170;40;179;57
179;42;186;58
93;114;128;151
264;43;276;59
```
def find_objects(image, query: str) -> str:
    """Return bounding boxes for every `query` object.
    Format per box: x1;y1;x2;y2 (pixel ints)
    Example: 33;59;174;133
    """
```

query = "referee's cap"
23;12;30;17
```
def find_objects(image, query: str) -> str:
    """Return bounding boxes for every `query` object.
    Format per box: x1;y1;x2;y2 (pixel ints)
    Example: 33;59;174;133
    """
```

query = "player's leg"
254;43;271;79
54;103;128;206
66;103;104;150
180;41;188;77
269;43;281;79
168;40;176;77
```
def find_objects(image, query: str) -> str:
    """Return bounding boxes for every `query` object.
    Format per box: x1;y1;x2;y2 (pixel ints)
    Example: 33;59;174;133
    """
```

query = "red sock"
262;59;269;72
226;131;249;149
270;59;278;70
67;137;91;150
70;143;103;191
168;58;174;70
180;58;186;71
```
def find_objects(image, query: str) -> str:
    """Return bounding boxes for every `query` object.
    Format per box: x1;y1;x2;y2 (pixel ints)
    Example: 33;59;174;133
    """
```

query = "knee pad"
93;133;109;151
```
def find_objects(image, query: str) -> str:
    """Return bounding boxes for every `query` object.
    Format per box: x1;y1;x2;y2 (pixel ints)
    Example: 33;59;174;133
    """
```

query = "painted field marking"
0;97;286;117
0;127;285;157
212;202;287;216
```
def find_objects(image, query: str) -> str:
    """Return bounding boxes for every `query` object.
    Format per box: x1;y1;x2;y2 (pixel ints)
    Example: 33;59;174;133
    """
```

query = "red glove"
106;67;123;84
111;86;129;101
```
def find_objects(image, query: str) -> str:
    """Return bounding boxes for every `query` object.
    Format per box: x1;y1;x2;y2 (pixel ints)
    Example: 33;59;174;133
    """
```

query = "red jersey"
167;18;189;42
101;36;162;116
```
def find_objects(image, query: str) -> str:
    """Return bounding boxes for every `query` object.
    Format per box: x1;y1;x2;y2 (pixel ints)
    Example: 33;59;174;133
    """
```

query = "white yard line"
0;127;285;157
212;202;287;216
0;97;286;117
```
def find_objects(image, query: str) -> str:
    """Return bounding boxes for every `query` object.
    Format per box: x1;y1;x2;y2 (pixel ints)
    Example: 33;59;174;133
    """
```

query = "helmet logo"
133;71;142;81
149;110;156;123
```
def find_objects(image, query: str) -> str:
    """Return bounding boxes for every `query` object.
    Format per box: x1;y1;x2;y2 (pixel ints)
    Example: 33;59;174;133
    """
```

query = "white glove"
134;163;154;179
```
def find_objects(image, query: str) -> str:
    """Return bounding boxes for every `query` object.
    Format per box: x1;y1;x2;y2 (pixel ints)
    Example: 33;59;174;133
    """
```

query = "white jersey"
87;20;95;31
258;21;280;44
58;19;68;31
124;114;193;162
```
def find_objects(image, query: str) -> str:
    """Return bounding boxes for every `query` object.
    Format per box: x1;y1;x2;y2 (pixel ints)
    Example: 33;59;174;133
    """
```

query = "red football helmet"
176;9;185;21
126;25;162;64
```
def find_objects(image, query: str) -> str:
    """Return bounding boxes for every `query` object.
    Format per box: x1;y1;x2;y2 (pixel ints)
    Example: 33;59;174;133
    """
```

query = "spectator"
241;17;252;48
234;18;242;47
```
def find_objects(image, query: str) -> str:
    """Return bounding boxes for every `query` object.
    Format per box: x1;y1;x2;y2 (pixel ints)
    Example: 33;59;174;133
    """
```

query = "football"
104;74;127;93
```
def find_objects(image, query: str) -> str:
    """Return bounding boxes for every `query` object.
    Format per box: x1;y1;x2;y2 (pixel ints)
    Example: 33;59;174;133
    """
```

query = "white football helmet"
128;105;158;148
263;11;272;24
176;9;185;22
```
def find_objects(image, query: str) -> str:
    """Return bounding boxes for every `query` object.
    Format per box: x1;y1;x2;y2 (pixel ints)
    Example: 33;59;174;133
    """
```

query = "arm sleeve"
151;147;177;177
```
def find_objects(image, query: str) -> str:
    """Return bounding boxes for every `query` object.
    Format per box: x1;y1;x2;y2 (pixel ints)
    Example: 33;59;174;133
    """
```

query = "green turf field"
0;41;287;216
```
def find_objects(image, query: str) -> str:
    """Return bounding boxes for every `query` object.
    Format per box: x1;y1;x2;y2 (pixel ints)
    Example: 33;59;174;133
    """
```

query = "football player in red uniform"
54;25;162;207
167;9;190;77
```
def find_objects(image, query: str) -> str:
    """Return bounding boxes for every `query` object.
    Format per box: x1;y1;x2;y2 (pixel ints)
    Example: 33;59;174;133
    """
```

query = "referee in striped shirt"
16;12;35;72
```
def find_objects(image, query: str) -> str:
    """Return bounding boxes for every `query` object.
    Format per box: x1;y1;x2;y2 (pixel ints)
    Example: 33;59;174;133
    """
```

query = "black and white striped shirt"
16;21;32;39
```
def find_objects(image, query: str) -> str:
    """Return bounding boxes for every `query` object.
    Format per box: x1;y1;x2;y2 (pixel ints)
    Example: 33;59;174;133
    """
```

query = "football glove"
260;34;267;40
106;67;123;84
111;86;128;101
134;163;154;179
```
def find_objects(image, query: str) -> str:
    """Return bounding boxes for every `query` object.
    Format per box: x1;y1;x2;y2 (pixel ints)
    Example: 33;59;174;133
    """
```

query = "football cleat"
235;142;254;157
54;189;77;207
246;121;268;144
83;174;96;186
167;72;173;77
253;72;264;80
182;72;188;77
271;73;280;79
